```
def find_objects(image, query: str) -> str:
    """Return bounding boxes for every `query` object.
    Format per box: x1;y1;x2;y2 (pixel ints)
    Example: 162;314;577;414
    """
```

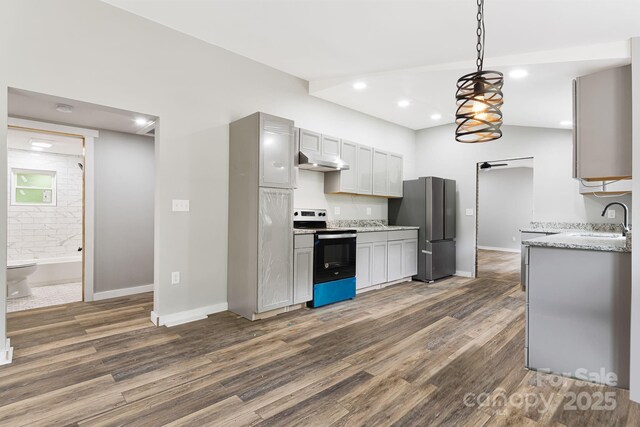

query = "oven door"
314;233;357;284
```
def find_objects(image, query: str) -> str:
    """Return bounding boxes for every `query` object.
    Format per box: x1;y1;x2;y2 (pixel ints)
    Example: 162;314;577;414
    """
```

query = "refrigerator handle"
422;250;432;255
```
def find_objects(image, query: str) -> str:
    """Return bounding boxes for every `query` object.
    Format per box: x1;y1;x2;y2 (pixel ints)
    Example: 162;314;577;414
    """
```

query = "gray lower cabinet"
293;234;314;304
372;241;388;285
526;246;631;388
387;240;403;282
402;239;418;277
520;231;556;288
356;243;373;290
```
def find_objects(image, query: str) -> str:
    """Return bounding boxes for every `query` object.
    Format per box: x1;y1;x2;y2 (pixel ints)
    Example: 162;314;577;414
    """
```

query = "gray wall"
630;37;640;404
415;124;631;275
478;167;534;251
94;130;154;293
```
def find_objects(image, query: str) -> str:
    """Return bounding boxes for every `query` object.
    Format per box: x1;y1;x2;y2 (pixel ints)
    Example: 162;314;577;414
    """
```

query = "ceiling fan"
479;161;508;170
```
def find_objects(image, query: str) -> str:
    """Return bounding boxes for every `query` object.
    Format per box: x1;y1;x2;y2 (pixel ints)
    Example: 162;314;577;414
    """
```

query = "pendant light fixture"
455;0;503;143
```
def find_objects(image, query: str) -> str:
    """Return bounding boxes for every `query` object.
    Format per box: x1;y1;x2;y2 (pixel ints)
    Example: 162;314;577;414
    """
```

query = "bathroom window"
11;168;57;206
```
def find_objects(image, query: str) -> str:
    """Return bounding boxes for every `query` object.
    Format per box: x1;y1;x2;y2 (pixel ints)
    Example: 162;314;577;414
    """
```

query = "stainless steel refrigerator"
388;177;456;282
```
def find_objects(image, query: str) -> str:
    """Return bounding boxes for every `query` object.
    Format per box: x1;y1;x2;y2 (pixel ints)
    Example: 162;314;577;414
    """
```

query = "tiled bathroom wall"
7;149;83;261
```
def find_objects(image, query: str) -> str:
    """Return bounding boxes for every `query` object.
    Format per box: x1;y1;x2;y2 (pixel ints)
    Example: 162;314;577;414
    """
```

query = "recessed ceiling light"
353;81;367;90
55;104;73;113
31;146;44;151
509;69;529;79
560;120;573;126
430;113;442;120
30;141;53;148
397;99;411;108
135;118;150;126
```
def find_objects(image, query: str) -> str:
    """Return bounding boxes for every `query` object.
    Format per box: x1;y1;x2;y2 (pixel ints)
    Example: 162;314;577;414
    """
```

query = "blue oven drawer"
310;277;356;308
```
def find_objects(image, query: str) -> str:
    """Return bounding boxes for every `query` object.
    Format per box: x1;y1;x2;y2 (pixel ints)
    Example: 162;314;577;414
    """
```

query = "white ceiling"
101;0;640;130
8;88;157;136
8;128;84;156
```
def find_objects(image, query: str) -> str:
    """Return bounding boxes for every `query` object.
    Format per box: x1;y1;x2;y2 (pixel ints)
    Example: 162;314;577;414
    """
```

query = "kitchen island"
522;231;631;388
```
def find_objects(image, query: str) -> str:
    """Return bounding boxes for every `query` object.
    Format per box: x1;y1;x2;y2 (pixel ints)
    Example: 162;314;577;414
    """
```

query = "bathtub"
22;256;83;287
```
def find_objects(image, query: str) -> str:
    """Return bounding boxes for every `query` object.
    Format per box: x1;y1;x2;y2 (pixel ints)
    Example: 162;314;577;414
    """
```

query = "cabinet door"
356;243;372;289
293;247;313;304
339;140;358;193
357;145;373;195
575;65;632;180
387;240;403;282
387;153;403;198
402;239;418;278
372;241;388;285
321;135;341;158
260;116;295;188
258;188;293;312
299;129;322;154
372;149;389;196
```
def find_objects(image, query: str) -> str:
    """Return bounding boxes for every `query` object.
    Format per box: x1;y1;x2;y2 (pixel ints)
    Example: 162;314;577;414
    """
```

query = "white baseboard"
455;270;474;278
0;339;14;366
477;246;521;253
155;302;228;327
93;284;154;301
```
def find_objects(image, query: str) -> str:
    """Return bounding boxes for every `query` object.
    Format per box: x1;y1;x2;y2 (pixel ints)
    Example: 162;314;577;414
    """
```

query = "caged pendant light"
455;0;503;143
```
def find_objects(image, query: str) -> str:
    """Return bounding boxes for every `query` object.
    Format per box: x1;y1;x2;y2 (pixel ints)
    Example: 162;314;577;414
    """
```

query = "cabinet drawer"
294;234;314;249
356;231;388;244
388;230;418;241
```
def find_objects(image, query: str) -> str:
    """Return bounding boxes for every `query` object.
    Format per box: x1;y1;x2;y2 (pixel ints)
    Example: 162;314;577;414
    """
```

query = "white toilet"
7;262;38;299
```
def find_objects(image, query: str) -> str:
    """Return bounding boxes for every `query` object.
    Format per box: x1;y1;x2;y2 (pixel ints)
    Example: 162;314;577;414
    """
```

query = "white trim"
455;270;474;278
92;284;154;301
155;302;228;327
8;117;99;138
477;246;521;253
150;311;159;326
0;339;13;366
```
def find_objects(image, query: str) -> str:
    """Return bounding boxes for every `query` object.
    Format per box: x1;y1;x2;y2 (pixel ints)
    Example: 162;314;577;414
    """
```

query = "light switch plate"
465;208;474;216
366;207;372;216
334;207;341;215
171;271;180;285
607;210;616;219
172;200;190;212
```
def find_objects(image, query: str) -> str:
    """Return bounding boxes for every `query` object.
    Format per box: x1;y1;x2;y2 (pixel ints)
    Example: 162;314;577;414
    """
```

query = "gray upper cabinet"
324;140;358;194
372;149;389;196
260;115;296;188
573;65;632;181
387;153;403;198
258;187;293;312
357;145;373;195
299;129;322;154
321;135;341;158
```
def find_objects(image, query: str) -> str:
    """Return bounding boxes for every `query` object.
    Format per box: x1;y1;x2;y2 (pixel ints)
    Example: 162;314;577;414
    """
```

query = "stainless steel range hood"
298;151;350;172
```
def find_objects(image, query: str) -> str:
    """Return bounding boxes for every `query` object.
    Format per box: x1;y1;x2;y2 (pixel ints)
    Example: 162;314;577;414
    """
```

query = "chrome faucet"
601;202;629;236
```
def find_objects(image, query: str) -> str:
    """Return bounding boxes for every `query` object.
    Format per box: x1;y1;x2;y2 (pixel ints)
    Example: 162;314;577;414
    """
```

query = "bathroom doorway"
6;126;85;312
5;88;157;314
475;157;534;282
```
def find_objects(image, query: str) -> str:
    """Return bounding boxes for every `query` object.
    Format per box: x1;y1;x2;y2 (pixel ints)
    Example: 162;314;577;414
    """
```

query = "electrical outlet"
172;200;190;212
334;206;341;215
171;271;180;285
366;207;372;216
607;210;616;219
465;208;474;216
512;236;516;242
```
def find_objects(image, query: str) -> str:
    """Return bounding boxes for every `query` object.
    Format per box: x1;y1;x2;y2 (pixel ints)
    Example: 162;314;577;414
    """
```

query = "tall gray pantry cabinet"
228;113;296;320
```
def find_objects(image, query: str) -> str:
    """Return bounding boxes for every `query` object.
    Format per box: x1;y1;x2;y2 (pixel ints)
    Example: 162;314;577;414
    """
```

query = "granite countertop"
294;225;419;235
520;221;626;235
522;232;631;253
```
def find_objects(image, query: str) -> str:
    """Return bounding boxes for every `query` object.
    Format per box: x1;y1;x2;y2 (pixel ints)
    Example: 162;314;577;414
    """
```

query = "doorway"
6;126;85;312
475;157;534;282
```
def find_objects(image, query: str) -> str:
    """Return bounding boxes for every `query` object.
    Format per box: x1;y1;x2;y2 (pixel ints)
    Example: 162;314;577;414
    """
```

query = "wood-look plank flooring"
477;249;521;283
2;257;639;426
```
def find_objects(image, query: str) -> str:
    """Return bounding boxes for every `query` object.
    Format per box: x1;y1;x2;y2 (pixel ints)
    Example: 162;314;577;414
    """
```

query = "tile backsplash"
7;149;83;261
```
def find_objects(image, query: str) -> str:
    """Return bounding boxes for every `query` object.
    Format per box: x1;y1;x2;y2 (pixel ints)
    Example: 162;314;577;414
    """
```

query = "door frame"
8;117;98;301
474;156;534;277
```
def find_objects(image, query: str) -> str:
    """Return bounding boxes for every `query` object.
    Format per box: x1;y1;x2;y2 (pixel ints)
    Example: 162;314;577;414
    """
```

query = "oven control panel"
293;208;327;221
